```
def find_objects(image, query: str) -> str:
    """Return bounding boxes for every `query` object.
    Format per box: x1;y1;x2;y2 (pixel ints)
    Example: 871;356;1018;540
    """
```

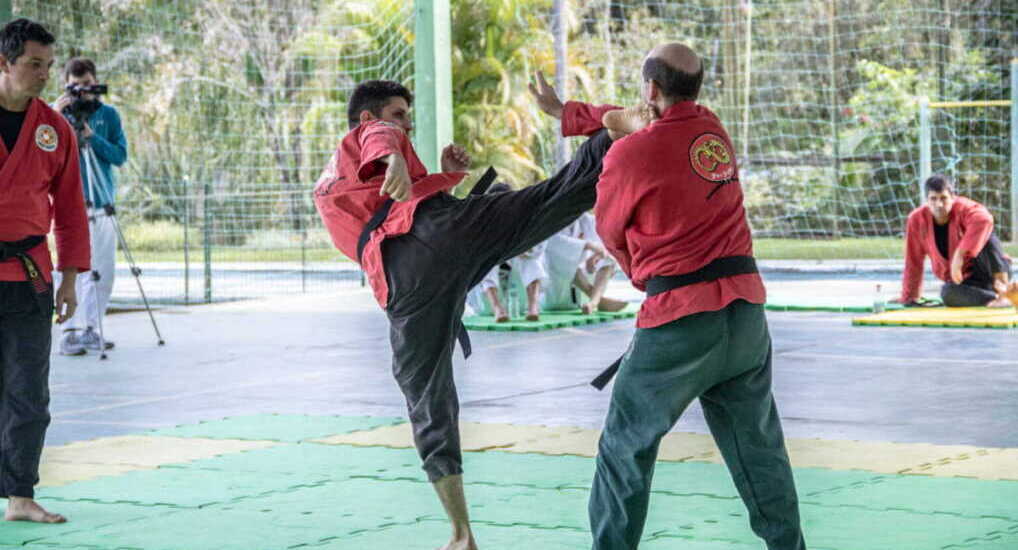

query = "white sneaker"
80;328;114;351
59;331;86;356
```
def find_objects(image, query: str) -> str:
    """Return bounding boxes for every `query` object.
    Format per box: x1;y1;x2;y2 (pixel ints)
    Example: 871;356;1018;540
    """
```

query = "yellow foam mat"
40;435;278;486
38;461;145;488
317;421;1016;480
853;306;1018;328
313;422;580;451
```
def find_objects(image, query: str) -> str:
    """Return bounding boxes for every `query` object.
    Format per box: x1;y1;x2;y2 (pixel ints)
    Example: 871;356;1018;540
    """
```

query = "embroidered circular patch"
35;124;58;152
689;133;735;182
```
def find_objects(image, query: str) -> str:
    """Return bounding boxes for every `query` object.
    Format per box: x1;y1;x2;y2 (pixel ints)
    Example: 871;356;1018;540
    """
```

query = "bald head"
648;43;701;74
642;42;704;104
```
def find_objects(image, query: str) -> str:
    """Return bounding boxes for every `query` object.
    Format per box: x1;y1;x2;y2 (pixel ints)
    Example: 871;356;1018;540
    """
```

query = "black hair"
924;174;955;195
63;57;97;81
347;80;413;129
641;57;704;101
0;18;55;65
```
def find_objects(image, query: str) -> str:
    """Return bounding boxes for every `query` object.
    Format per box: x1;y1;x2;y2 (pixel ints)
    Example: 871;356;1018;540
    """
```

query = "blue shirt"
79;103;127;208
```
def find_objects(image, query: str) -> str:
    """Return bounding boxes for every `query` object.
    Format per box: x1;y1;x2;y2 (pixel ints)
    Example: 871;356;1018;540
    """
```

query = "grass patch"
116;235;1018;264
118;248;352;264
756;238;1018;260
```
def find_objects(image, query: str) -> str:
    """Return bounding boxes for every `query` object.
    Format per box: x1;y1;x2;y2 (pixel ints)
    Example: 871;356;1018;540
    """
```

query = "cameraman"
54;57;127;355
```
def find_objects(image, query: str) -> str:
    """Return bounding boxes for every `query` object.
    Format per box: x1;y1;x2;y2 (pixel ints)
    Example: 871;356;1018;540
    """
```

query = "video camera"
61;83;108;133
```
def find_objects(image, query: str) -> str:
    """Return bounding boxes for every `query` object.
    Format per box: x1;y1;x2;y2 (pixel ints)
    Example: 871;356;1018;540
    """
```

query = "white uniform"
466;243;548;316
542;212;615;311
66;207;116;331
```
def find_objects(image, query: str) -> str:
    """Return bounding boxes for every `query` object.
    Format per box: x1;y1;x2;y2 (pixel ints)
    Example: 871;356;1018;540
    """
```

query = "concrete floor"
49;281;1018;450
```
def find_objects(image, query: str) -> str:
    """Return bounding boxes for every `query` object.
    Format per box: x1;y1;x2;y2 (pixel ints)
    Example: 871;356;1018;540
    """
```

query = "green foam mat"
176;441;424;479
764;294;941;313
464;306;636;331
1;499;166;546
29;417;1018;549
148;413;405;442
41;465;329;508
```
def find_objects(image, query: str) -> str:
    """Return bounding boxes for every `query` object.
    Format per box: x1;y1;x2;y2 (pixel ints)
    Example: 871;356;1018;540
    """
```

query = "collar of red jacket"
660;100;700;121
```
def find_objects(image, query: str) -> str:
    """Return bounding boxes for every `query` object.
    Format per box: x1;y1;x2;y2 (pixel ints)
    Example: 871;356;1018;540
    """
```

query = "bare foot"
581;302;596;315
602;105;656;139
597;297;628;312
525;313;540;322
1003;282;1018;307
493;306;509;323
5;497;66;523
987;297;1014;308
438;536;477;550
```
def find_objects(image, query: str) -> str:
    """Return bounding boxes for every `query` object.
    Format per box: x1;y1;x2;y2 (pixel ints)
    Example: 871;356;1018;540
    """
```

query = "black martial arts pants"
383;130;613;482
941;233;1011;307
0;281;53;499
589;300;806;550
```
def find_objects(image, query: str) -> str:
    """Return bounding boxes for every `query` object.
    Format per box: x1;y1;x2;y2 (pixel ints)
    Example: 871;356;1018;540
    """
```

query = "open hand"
528;71;564;119
441;144;470;172
380;153;412;201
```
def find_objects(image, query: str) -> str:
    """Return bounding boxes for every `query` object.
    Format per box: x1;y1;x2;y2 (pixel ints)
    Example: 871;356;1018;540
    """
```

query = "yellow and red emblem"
689;133;735;182
35;124;58;153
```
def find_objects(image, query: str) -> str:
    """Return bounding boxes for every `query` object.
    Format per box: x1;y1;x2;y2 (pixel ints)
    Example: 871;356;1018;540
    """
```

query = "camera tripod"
78;141;164;360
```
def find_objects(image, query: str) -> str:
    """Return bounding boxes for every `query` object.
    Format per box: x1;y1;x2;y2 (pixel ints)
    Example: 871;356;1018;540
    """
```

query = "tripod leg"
82;144;165;346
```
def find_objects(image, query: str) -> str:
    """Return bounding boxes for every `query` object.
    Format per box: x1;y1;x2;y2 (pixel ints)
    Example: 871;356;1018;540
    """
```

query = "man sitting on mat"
899;174;1015;308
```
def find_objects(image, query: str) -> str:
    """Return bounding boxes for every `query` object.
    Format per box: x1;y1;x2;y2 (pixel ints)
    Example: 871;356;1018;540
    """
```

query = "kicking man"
314;77;645;549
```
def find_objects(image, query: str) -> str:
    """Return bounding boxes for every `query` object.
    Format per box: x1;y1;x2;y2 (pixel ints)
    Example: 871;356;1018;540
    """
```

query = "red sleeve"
900;214;925;303
957;200;993;256
561;101;621;137
51;128;90;273
356;122;405;182
594;144;636;284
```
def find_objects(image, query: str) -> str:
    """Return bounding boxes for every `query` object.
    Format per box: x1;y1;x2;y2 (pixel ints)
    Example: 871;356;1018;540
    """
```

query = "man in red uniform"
0;18;90;523
314;78;628;550
899;174;1013;307
578;43;806;549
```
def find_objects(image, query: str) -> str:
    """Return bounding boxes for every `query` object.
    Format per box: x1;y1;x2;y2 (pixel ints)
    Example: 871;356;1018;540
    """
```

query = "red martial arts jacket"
900;196;1000;303
313;120;466;308
562;100;766;328
0;98;90;282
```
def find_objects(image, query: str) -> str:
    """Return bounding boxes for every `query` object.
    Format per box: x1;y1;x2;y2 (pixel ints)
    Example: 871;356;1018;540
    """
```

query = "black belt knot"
1;236;51;314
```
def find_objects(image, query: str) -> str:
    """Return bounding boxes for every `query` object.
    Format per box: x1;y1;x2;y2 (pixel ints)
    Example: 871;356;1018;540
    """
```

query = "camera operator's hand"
80;122;93;139
54;93;74;113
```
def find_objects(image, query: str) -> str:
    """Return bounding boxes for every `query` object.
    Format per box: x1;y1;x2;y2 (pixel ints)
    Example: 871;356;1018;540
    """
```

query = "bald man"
576;44;807;549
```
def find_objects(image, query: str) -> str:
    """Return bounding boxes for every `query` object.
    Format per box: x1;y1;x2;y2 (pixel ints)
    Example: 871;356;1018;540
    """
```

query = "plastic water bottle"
508;286;520;320
872;284;886;313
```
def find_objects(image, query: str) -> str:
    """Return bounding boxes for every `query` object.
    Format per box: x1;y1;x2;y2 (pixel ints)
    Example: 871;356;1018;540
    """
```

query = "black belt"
356;167;498;361
0;236;51;314
591;255;759;390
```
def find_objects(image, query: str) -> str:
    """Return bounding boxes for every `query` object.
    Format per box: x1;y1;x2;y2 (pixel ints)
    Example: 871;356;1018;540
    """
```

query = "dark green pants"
589;300;805;550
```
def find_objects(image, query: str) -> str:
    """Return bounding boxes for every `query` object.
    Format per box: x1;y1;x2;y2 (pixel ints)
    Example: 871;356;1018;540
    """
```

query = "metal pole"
742;0;752;165
1010;58;1017;241
919;98;932;204
827;0;841;238
552;0;569;169
413;0;453;172
203;178;212;304
183;180;190;306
